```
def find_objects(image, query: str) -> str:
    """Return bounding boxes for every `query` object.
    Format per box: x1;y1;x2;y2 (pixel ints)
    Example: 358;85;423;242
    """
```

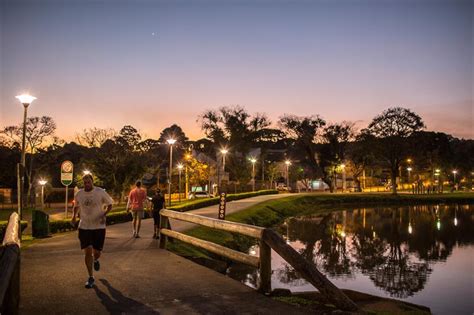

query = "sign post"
61;161;73;218
218;192;226;220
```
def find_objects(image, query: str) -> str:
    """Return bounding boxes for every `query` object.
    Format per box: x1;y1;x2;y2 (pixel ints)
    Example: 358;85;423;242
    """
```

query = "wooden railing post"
258;239;271;294
159;212;169;249
262;228;358;311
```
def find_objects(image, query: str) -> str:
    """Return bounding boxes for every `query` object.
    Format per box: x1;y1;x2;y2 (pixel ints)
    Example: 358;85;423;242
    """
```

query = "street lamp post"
177;164;183;202
407;167;412;183
341;163;346;192
220;148;228;192
221;148;228;172
452;170;457;190
434;169;441;192
185;153;191;199
285;160;291;189
38;179;47;211
15;94;36;223
167;139;176;206
250;158;257;192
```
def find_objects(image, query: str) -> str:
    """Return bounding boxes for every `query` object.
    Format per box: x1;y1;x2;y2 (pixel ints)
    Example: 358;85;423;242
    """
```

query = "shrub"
49;210;150;233
169;189;278;212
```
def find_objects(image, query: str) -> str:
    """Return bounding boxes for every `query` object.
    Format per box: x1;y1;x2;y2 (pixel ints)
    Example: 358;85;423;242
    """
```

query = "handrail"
160;209;264;239
0;212;21;315
159;209;271;292
159;209;358;311
2;212;20;247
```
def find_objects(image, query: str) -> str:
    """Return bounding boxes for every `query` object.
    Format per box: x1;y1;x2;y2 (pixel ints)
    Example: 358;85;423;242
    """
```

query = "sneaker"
135;234;140;238
152;233;157;239
94;260;100;272
85;276;95;289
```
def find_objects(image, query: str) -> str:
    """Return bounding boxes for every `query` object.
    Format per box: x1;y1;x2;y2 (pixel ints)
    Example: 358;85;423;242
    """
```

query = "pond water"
227;204;474;314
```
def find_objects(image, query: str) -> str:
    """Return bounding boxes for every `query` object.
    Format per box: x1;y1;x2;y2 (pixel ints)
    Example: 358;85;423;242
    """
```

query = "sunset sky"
1;0;472;141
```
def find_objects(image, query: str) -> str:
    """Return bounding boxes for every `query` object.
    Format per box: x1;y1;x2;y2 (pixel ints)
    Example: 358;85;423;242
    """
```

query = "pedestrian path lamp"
221;148;228;172
184;153;191;199
285;160;291;189
341;163;346;192
167;139;176;206
15;93;36;222
250;158;257;192
177;164;183;202
452;170;457;190
407;167;412;183
38;179;47;211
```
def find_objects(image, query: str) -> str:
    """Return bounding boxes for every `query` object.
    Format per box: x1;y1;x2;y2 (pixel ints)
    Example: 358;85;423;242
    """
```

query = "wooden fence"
159;209;358;311
0;212;21;315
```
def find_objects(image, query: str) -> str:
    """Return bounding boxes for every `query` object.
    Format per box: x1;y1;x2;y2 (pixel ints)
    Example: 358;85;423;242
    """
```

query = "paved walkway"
20;193;307;314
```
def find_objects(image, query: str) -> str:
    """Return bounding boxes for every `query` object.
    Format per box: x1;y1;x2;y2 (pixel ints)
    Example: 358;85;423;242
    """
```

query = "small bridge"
1;197;357;314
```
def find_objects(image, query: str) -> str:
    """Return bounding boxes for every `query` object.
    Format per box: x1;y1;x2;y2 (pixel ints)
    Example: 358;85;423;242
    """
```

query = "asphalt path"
20;193;308;314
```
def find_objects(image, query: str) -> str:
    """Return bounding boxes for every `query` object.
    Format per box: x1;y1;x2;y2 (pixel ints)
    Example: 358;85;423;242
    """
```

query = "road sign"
218;192;226;220
61;160;73;186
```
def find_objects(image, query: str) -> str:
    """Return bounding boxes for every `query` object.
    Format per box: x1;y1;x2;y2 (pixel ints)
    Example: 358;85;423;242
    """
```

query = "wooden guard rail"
0;212;21;315
159;209;358;311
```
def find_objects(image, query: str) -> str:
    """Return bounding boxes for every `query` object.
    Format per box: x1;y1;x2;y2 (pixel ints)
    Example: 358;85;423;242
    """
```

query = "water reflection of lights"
437;220;441;230
454;217;458;226
408;224;413;234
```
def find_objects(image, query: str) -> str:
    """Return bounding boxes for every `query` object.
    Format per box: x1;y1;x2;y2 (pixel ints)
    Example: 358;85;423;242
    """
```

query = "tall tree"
319;122;356;191
361;107;425;194
158;124;189;147
279;114;326;184
75;127;117;147
199;106;277;187
2;116;57;204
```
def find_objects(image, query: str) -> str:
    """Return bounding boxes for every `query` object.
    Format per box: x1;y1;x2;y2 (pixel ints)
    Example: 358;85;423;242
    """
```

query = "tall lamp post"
38;179;47;211
221;148;228;172
452;170;457;190
434;169;441;192
285;160;291;189
250;158;257;192
185;153;191;199
220;148;228;192
16;94;36;222
167;138;176;206
407;167;412;183
341;163;346;192
177;164;183;202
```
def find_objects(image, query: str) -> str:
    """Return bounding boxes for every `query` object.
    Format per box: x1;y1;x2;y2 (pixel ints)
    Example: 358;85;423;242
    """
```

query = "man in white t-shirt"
72;174;113;289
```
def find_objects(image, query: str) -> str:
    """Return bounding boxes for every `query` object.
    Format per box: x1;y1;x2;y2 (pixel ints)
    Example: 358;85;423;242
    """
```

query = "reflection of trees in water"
275;263;309;286
369;257;431;298
276;204;473;298
289;215;355;278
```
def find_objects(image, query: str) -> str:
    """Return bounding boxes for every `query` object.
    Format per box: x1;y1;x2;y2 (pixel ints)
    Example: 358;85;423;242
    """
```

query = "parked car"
276;183;290;191
188;191;213;199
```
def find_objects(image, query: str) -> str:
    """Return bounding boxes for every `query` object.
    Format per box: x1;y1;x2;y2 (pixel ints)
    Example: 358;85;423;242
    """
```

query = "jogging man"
72;174;113;289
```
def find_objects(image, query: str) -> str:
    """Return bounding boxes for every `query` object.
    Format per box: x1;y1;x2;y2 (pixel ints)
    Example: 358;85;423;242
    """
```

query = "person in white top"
72;174;113;289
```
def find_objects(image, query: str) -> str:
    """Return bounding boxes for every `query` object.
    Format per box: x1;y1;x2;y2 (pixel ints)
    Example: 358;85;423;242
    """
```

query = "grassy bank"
167;192;474;260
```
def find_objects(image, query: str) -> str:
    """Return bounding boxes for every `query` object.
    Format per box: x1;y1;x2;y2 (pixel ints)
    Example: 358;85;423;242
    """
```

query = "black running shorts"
152;209;161;226
78;228;106;251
